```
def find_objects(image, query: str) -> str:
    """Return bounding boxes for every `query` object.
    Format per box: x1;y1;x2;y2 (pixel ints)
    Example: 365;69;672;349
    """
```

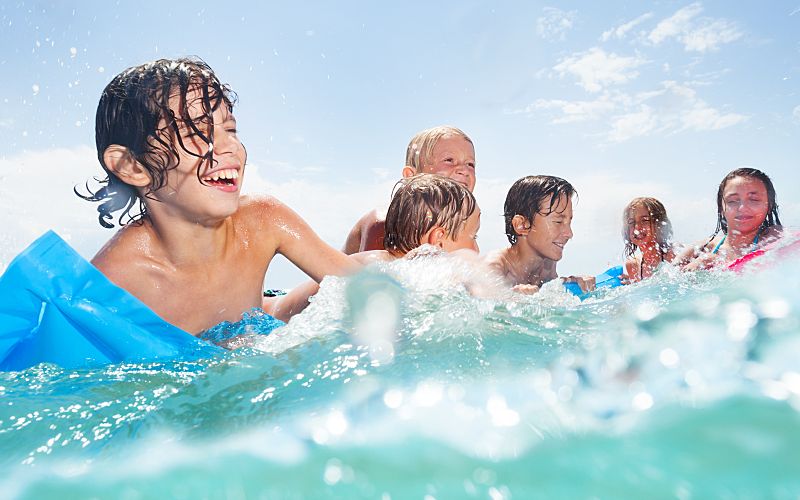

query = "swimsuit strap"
712;233;760;255
711;235;726;254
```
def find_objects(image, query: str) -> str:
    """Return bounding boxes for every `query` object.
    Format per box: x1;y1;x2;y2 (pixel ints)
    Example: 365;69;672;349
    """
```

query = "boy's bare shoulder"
482;249;511;275
236;195;300;229
344;208;386;254
238;194;286;215
91;225;162;287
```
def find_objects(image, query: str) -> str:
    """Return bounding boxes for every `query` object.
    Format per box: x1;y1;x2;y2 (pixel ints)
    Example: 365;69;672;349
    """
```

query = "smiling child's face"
150;87;247;223
627;203;656;247
722;176;769;236
525;194;573;261
419;136;476;192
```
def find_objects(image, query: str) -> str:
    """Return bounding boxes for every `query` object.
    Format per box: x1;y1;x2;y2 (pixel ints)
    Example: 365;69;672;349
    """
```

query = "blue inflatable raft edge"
0;231;225;371
563;265;624;299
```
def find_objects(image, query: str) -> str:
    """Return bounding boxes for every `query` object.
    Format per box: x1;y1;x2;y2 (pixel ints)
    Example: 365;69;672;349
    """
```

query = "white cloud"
522;81;746;143
600;13;654;42
648;3;742;53
648;3;703;45
793;105;800;121
536;7;577;42
608;105;658;142
680;100;746;131
553;47;647;93
527;94;617;123
680;19;742;52
0;146;109;271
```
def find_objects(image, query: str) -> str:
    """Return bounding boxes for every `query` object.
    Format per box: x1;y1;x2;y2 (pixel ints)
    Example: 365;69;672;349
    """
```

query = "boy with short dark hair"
484;175;594;294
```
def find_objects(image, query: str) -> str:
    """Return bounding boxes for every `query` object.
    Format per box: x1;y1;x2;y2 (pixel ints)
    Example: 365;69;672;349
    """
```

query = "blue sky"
1;1;798;287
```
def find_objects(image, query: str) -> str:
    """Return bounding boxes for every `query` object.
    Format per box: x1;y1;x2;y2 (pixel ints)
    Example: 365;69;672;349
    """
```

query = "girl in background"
681;168;782;270
621;197;676;283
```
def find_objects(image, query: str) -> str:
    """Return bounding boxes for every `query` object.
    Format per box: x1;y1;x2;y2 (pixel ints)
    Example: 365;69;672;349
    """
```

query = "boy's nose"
213;128;242;153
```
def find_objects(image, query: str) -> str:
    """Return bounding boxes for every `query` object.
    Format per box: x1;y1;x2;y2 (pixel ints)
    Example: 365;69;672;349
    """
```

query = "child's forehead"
536;193;571;213
628;203;651;216
167;84;234;120
724;176;766;195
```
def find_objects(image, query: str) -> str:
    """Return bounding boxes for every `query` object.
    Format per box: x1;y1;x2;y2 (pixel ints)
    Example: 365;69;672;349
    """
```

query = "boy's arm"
269;280;320;322
261;200;359;282
343;209;386;254
343;217;364;255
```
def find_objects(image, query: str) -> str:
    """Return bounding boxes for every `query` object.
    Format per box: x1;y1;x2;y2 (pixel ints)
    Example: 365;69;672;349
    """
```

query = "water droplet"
632;391;653;410
383;389;403;409
659;348;680;367
323;459;343;485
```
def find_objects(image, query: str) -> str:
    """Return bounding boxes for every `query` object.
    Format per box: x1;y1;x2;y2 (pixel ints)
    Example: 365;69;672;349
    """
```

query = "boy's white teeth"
204;169;238;182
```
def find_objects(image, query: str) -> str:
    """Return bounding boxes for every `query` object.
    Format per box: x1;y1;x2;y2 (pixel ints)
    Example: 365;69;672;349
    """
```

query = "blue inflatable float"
0;231;225;371
563;265;624;299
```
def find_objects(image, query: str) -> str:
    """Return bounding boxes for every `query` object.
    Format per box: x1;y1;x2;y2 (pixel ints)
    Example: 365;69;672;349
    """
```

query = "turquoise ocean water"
1;242;799;499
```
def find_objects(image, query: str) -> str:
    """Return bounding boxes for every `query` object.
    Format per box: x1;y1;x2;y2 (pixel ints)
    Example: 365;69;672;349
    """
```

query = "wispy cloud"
524;81;746;143
680;19;742;52
0;118;13;129
525;94;616;123
553;47;647;93
648;3;703;45
608;105;658;142
793;105;800;121
600;13;654;42
536;7;577;42
648;3;742;52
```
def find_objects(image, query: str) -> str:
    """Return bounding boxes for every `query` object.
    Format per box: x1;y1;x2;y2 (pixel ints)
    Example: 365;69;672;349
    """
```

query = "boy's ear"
512;215;532;236
401;165;417;179
424;226;448;247
103;145;151;187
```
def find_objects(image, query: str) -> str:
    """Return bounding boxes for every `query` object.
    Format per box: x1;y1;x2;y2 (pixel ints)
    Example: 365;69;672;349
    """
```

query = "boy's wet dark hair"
713;167;781;237
384;174;477;256
77;57;238;228
504;175;576;245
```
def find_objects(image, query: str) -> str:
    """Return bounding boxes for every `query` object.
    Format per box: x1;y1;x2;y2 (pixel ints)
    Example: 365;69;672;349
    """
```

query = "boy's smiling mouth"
202;168;240;190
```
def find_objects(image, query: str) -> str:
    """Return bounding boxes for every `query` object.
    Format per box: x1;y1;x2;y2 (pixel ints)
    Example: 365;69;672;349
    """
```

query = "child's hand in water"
512;283;540;295
563;275;596;294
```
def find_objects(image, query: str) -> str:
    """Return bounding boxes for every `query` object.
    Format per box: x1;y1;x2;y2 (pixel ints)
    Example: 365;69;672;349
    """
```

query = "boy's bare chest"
138;256;268;335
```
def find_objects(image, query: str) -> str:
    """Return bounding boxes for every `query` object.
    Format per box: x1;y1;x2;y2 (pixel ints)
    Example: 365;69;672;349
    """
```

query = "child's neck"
726;227;760;251
145;214;233;267
505;244;550;286
639;242;663;264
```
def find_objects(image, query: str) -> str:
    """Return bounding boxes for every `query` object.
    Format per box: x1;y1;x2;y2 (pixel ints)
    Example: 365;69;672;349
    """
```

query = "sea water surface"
1;242;800;499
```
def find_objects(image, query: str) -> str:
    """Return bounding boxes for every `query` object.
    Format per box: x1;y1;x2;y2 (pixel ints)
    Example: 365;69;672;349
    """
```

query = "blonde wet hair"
622;197;673;258
404;125;473;172
384;174;477;256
